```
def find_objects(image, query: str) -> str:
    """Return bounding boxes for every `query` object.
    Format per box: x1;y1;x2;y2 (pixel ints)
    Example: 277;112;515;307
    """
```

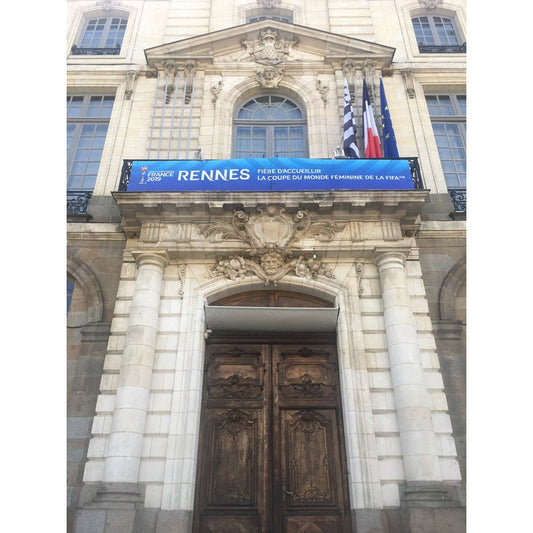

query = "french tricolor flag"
362;79;382;158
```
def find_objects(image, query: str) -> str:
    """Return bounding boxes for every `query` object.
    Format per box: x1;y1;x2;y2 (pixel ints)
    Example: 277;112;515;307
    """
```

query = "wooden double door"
193;339;353;533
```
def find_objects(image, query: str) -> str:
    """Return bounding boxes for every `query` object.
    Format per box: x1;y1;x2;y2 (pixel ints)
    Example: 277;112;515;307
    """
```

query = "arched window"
412;14;464;53
234;95;307;158
71;14;128;55
246;7;293;23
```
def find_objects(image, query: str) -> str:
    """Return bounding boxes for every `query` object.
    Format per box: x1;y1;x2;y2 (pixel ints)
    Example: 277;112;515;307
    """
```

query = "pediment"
144;20;395;70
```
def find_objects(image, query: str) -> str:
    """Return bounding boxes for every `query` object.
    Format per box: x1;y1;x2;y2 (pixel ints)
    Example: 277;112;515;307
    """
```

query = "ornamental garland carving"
200;206;344;285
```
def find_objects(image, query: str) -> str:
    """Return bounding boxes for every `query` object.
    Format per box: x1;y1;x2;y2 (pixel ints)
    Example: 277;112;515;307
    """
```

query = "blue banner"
127;157;414;192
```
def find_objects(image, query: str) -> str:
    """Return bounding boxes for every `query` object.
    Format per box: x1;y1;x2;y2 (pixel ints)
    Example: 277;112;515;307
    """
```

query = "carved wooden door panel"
193;342;352;533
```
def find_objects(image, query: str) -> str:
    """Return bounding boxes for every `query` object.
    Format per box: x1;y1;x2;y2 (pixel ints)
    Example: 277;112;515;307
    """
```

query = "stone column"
374;251;441;484
103;251;168;485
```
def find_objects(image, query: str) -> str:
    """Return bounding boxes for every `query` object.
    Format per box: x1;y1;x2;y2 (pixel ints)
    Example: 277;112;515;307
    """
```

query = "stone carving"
418;0;442;8
184;62;196;104
257;0;281;7
255;65;284;88
201;206;344;285
211;76;223;104
402;69;415;99
96;0;121;11
355;261;364;294
177;264;186;299
315;76;328;105
163;61;177;103
125;71;137;100
241;28;297;65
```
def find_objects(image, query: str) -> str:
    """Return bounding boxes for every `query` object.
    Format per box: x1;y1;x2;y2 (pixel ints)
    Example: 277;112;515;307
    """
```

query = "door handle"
283;485;295;495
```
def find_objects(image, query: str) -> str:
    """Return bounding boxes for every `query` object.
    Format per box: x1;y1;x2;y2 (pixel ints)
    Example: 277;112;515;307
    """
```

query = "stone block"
74;509;106;533
156;510;193;533
353;509;387;533
105;509;136;533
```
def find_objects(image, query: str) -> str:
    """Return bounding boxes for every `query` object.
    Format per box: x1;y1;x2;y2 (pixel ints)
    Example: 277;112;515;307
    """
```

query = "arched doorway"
193;291;353;533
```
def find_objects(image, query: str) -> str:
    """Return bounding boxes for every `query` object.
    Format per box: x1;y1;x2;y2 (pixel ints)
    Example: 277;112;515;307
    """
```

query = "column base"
398;482;465;533
400;481;461;508
73;483;144;533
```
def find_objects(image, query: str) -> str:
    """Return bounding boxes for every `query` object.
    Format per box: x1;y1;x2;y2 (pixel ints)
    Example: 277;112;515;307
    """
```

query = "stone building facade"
67;1;466;532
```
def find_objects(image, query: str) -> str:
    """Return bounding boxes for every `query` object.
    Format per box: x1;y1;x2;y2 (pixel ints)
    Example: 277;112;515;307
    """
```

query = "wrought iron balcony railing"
71;44;121;56
418;42;466;54
448;188;466;213
67;190;93;215
117;157;425;192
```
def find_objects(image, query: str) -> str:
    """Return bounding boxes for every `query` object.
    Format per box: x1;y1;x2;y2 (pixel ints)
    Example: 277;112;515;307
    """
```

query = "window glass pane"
105;18;127;47
456;95;466;114
246;8;293;23
68;175;83;189
67;279;74;313
428;94;466;192
80;16;127;49
413;15;459;46
67;95;114;191
234;96;306;158
67;124;75;149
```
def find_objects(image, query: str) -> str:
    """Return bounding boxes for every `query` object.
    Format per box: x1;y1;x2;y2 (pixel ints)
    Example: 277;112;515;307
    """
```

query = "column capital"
373;249;409;268
131;250;169;270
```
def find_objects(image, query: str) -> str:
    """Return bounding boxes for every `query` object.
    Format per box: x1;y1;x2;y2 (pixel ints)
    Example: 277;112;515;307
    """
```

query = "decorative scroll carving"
209;373;263;399
418;0;443;8
280;373;334;399
355;261;364;294
315;76;328;105
201;206;343;285
288;410;332;502
402;69;416;99
184;62;196;104
208;409;256;506
125;71;137;100
342;60;361;78
211;76;223;104
177;264;186;298
163;61;177;103
96;0;121;11
241;28;298;65
257;0;281;7
219;410;255;437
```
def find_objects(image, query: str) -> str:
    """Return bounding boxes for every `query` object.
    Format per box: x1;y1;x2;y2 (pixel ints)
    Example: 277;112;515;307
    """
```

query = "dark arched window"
246;7;293;23
234;95;307;158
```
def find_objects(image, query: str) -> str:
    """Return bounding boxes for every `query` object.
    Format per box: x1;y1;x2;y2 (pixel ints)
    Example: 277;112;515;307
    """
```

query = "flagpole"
351;71;359;152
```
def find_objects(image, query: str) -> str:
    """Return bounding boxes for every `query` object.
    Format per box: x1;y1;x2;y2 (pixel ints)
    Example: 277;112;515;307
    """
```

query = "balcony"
67;190;93;219
448;188;466;220
418;42;466;54
70;44;121;56
117;157;425;192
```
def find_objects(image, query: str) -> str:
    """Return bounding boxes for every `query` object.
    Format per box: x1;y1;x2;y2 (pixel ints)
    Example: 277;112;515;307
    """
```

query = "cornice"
416;220;466;239
112;190;429;240
67;223;126;242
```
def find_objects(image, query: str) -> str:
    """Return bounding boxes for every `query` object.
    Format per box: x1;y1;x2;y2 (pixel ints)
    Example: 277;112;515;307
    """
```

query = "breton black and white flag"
343;79;359;158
